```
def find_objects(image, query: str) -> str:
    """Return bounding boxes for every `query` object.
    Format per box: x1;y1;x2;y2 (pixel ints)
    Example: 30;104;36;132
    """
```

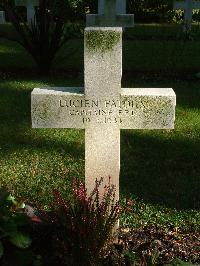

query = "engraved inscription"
59;98;143;124
59;99;99;108
59;99;142;109
31;88;175;129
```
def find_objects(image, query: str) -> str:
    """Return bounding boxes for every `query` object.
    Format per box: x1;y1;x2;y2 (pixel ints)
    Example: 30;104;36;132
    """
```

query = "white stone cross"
31;27;176;200
0;11;6;24
87;0;133;27
98;0;126;15
15;0;39;24
174;0;200;32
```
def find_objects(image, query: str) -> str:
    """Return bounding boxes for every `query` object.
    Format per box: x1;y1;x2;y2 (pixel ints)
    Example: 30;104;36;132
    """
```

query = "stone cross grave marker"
87;0;133;27
174;0;200;32
98;0;126;15
32;2;176;200
15;0;39;24
31;29;176;200
0;11;6;24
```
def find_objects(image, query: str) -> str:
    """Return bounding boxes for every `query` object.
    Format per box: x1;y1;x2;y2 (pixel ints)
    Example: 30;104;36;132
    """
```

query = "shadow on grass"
0;80;84;204
121;131;200;210
1;78;200;208
0;125;84;159
175;80;200;110
0;81;84;160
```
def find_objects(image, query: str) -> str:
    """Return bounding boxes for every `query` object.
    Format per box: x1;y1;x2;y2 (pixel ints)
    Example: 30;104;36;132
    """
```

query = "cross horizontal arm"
86;14;134;27
32;87;85;129
32;87;176;130
121;88;176;129
174;0;200;9
15;0;39;6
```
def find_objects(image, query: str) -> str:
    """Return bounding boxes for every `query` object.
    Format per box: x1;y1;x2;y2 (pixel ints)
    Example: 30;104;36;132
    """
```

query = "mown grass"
0;77;199;232
0;78;84;204
0;23;200;232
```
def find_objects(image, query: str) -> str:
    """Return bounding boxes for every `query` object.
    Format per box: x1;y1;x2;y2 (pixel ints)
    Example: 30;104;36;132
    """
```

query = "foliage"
1;0;75;74
58;0;96;22
0;188;31;260
2;0;200;24
121;198;200;233
127;0;200;23
39;177;122;265
128;0;173;23
167;258;196;265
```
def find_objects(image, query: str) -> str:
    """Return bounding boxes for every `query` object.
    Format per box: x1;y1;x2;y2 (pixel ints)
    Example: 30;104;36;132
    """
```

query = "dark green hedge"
1;0;200;23
71;0;200;23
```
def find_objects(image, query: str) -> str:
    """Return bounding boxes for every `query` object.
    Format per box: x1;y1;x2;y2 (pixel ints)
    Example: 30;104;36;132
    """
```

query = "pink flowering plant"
41;177;122;265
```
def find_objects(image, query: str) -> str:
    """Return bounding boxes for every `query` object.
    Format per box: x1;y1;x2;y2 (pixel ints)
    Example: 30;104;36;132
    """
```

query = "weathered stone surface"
32;87;175;130
121;88;176;129
15;0;39;23
85;28;122;98
84;27;121;200
0;11;5;24
32;87;84;129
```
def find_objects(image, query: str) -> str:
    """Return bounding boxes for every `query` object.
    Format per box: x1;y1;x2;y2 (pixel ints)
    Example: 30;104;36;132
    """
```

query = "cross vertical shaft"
0;11;5;24
185;0;193;26
104;0;117;18
27;0;35;23
116;0;126;14
87;0;134;27
84;28;122;198
98;0;126;15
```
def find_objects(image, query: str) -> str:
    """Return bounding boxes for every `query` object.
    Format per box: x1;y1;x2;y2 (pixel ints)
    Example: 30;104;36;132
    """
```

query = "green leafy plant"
40;177;122;265
1;0;74;75
166;258;196;266
0;189;32;259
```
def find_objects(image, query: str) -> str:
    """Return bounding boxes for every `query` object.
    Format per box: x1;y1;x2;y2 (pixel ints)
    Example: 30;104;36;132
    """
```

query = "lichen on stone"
86;30;121;53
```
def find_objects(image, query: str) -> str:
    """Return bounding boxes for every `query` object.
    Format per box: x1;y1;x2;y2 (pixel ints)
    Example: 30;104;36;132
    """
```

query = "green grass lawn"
0;24;200;233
